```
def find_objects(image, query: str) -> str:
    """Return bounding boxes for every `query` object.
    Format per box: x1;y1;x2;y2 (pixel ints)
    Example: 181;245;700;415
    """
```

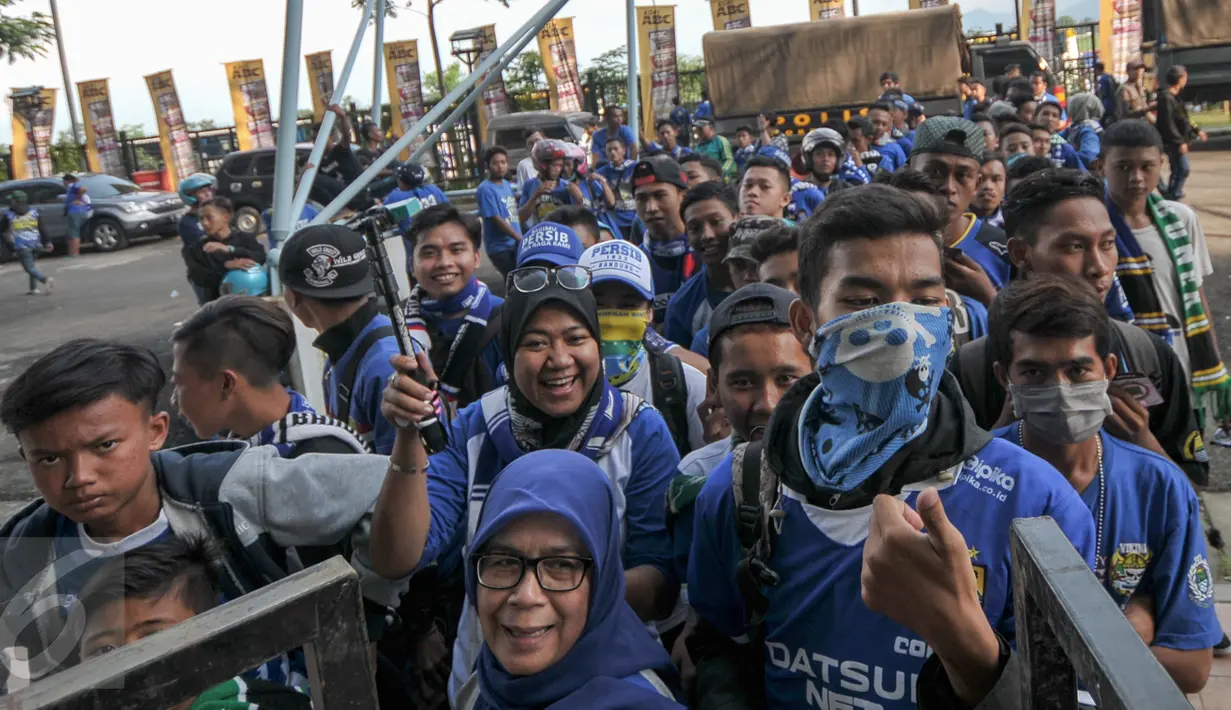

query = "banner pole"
289;0;377;230
372;0;386;127
626;0;639;147
311;0;572;225
270;0;306;246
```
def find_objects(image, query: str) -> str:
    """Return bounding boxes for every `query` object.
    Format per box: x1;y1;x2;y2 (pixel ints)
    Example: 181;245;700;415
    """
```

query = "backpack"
647;349;692;458
730;440;780;628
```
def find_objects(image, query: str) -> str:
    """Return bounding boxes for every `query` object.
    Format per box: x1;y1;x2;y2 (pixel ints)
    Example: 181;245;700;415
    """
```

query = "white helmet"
801;128;845;163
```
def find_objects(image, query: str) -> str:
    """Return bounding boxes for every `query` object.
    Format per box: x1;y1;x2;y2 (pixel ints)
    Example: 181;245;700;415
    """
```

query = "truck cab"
1142;0;1231;104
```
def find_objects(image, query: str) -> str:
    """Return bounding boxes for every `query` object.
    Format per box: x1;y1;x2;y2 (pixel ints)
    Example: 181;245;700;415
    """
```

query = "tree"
50;130;83;173
187;119;218;131
0;0;54;64
422;61;464;104
504;50;548;110
677;54;706;105
119;123;147;138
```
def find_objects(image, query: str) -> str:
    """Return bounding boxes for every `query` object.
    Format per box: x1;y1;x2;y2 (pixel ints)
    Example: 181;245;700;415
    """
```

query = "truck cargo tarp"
702;6;966;117
1161;0;1231;50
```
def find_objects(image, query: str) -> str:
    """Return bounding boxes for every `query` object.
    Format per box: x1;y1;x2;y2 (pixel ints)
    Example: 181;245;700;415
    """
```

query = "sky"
1;0;1026;143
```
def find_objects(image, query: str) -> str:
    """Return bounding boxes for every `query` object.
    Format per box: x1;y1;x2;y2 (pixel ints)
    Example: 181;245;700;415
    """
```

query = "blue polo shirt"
476;179;520;255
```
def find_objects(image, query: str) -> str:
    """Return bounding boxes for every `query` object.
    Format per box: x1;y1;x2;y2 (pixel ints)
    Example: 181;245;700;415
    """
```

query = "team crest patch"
1187;554;1214;608
1108;544;1151;598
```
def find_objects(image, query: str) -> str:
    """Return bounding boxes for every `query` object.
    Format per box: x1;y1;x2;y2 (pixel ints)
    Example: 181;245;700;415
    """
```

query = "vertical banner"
638;6;679;136
305;51;335;124
384;40;426;163
809;0;845;20
1109;0;1142;82
536;18;582;112
1028;0;1057;66
77;79;124;176
145;70;199;189
710;0;752;31
224;59;275;151
8;88;56;179
909;0;948;8
476;25;510;147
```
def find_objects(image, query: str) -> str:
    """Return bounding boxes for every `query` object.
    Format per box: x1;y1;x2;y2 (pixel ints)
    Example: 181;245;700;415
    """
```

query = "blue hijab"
465;450;681;710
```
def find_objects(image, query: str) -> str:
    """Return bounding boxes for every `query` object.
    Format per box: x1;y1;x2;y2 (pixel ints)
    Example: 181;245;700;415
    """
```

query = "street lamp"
450;27;487;174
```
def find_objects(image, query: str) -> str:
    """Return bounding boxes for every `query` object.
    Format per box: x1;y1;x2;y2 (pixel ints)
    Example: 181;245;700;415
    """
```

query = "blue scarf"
800;303;952;492
406;278;495;404
467;450;680;710
646;235;690;259
837;156;871;185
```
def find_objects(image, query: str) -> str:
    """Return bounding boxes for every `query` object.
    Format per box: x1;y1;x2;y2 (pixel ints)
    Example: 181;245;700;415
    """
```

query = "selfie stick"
349;199;449;454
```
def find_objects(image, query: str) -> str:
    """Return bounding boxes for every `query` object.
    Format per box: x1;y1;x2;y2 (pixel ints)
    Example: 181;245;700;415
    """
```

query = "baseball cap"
724;215;781;265
632;156;689;191
910;115;985;160
517;222;584;268
708;283;797;351
755;145;792;170
693;117;714;128
579;240;655;302
278;224;374;300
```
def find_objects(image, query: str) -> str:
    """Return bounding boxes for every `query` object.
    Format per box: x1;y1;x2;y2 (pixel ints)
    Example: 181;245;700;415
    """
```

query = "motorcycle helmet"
801;128;846;166
532;139;569;173
220;265;270;297
178;173;217;206
396;162;427;189
564;142;588;176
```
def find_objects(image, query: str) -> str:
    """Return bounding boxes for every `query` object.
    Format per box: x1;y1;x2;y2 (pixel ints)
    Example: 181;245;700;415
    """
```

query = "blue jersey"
690;326;710;358
385;185;448;233
476;179;520;254
664;268;729;348
874;140;908;173
649;142;692;160
694;101;714;120
994;425;1223;650
1048;140;1086;171
592;125;638;169
262;203;321;239
598;161;638;234
960;294;989;344
321;312;401;454
4;208;41;250
688;437;1095;710
953;215;1012;289
519;177;571;228
641;242;698;325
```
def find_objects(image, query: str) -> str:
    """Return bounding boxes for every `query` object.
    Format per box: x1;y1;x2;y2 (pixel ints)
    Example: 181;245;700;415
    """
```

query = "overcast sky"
2;0;1015;143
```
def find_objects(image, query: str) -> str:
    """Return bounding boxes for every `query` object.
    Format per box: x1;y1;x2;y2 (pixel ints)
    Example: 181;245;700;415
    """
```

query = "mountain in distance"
961;0;1100;32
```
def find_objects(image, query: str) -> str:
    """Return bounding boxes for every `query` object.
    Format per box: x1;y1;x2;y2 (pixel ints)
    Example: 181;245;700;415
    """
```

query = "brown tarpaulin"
702;6;967;116
1161;0;1231;50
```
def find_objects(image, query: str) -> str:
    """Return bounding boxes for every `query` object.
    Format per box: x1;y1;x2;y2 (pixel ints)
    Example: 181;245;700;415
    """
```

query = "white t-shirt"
1129;200;1213;378
515;156;537;189
618;355;708;454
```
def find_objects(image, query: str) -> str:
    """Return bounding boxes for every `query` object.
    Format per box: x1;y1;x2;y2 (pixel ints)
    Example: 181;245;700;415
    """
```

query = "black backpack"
648;349;692;458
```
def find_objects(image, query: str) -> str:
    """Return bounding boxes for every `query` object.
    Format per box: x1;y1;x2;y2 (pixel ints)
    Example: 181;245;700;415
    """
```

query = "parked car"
214;144;338;234
485;111;595;167
0;174;185;260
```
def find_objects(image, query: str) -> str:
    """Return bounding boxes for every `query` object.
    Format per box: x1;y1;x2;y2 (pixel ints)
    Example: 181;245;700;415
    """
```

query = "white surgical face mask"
1009;379;1112;444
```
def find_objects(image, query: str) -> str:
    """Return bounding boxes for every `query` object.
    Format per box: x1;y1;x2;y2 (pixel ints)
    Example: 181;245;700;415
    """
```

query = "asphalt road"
3;153;1231;521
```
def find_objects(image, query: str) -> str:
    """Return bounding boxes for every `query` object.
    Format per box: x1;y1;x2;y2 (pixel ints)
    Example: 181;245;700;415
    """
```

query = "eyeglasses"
475;553;594;592
507;265;592;294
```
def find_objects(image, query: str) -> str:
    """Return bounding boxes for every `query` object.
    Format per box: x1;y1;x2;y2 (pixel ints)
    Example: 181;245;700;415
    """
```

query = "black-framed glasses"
475;553;594;592
507;265;592;294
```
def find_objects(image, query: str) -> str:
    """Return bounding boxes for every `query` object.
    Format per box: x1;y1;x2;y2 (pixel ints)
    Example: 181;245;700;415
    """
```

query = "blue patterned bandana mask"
800;302;953;492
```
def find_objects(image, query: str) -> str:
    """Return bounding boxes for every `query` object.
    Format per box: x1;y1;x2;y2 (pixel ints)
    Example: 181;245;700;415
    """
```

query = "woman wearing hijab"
372;263;682;705
1062;92;1106;169
454;450;684;709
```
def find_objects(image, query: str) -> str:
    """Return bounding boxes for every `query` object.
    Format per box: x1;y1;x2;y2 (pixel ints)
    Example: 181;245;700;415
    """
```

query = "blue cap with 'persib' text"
579;241;655;302
516;222;584;268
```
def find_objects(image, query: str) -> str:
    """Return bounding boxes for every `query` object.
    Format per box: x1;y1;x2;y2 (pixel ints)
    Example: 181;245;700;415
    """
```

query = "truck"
701;6;970;141
1142;0;1231;104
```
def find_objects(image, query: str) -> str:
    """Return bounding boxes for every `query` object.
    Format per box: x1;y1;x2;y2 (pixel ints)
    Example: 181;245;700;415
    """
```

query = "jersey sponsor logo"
766;642;914;707
958;455;1015;502
1108;543;1151;599
1187;554;1214;608
892;637;932;658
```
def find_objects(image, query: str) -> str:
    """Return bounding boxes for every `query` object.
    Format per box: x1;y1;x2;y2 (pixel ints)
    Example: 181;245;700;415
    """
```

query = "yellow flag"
8;88;56;179
145;70;199;189
710;0;752;31
77;79;124;176
384;40;426;162
305;51;335;124
638;6;679;135
476;25;511;145
537;18;582;112
225;59;275;151
810;0;845;21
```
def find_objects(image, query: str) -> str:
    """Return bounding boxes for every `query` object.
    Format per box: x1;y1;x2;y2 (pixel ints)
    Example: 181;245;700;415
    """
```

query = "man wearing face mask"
580;240;709;458
986;275;1221;695
951;170;1209;488
686;185;1095;710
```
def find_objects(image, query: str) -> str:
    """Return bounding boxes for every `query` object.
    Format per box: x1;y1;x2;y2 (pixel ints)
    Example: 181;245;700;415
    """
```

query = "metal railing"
3;557;376;710
1010;517;1191;709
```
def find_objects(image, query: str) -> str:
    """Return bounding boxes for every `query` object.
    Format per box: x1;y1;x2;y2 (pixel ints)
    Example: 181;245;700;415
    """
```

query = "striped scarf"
1108;192;1231;419
405;278;494;405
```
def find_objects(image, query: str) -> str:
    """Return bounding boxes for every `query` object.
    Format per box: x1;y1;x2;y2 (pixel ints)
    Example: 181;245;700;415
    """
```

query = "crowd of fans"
0;59;1226;710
